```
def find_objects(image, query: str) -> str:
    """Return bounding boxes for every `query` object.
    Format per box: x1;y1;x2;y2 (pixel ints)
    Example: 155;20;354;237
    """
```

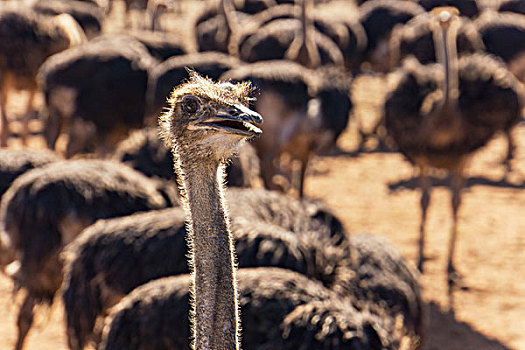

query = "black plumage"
358;0;424;72
100;268;413;350
0;159;175;350
38;35;157;157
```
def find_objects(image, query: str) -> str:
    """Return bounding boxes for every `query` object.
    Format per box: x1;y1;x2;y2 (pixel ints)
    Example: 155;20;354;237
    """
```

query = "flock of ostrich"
0;0;523;348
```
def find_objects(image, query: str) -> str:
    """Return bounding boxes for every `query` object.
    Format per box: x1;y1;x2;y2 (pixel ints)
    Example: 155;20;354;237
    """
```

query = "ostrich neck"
296;0;320;68
174;146;239;350
220;0;236;37
433;23;459;109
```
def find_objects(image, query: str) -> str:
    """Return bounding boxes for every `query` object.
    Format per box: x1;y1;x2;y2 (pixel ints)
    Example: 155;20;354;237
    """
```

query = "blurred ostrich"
475;10;525;171
0;8;86;147
383;7;523;307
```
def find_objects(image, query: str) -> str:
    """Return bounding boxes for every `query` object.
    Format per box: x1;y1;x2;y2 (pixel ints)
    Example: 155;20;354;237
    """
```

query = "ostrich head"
160;71;263;163
430;7;460;29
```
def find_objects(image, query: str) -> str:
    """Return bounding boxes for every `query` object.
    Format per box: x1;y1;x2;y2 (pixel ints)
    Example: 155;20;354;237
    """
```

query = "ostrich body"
158;72;263;349
61;202;344;349
38;35;156;157
0;159;174;350
384;7;523;306
473;11;525;170
0;7;86;147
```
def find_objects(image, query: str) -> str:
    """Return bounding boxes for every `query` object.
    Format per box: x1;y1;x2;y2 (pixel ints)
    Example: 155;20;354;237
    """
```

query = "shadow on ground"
388;175;525;192
423;302;511;350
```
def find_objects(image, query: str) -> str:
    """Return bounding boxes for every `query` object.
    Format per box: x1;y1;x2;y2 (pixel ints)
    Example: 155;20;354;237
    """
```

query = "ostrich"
0;159;176;350
100;268;417;350
157;71;264;349
223;61;352;197
0;7;86;147
61;205;345;349
30;0;104;39
38;35;157;157
383;7;523;307
333;234;425;338
358;0;424;73
475;11;525;170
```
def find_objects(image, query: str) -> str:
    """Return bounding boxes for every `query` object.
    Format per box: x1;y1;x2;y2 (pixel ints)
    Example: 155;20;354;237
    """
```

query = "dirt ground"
0;1;524;349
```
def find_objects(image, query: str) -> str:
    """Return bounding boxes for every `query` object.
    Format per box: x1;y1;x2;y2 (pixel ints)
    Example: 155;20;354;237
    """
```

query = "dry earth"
0;1;524;349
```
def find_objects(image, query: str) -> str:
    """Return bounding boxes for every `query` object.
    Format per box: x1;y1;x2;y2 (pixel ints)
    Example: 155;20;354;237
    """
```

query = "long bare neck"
297;0;320;68
173;144;240;350
433;21;459;109
218;0;237;45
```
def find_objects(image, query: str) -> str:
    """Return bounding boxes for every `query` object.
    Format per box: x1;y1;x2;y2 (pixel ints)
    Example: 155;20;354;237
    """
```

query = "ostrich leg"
1;78;9;147
418;166;431;273
15;294;36;350
504;129;515;173
447;168;465;310
20;88;36;146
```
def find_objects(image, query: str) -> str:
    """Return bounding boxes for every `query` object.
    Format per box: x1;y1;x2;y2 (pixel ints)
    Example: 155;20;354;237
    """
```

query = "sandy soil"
0;1;524;349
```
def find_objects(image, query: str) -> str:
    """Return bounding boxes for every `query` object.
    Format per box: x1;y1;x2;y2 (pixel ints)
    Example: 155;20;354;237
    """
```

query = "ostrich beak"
197;105;263;137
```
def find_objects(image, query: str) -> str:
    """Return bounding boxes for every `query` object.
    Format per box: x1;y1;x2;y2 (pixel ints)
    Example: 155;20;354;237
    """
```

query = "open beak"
197;104;263;137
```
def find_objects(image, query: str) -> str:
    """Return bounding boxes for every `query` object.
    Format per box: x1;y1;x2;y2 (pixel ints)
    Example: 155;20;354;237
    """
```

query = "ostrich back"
475;11;525;63
0;159;169;299
38;36;156;135
0;149;59;198
101;268;396;350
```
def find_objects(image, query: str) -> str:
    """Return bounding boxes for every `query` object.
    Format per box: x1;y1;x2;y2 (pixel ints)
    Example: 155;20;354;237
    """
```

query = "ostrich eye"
182;96;200;114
